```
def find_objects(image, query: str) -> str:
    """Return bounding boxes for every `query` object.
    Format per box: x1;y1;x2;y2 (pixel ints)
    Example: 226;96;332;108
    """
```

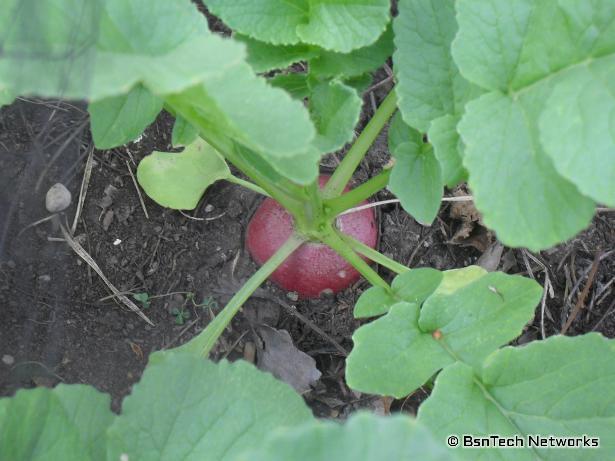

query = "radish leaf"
137;138;230;210
89;85;163;149
0;87;15;107
205;0;390;53
237;35;318;73
0;0;318;173
171;115;199;147
427;114;466;187
242;413;454;461
346;270;541;397
269;74;310;100
452;0;614;249
355;268;442;318
393;0;481;194
354;286;395;319
295;0;390;53
0;385;113;461
419;334;615;460
539;62;615;206
458;92;595;250
310;26;394;79
107;351;312;461
388;114;443;225
309;80;362;154
343;74;374;94
394;0;482;133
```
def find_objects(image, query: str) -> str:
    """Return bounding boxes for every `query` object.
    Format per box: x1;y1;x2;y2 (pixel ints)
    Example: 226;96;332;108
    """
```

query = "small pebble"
45;183;72;213
38;274;51;283
2;354;14;366
204;204;214;213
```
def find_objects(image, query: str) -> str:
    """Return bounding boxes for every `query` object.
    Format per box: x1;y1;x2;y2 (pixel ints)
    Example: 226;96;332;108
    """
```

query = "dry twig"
71;145;94;234
561;251;603;334
126;160;149;219
59;222;154;326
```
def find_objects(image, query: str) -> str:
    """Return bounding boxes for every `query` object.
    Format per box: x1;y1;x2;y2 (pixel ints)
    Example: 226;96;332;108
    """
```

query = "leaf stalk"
324;169;391;216
174;234;304;357
339;233;409;275
322;89;397;198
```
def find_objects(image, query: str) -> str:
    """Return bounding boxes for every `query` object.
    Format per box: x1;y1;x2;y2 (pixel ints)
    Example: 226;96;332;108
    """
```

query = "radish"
246;175;378;298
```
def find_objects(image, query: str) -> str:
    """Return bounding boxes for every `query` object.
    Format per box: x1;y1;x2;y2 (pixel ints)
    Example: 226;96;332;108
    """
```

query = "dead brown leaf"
256;325;321;394
477;241;504;271
129;341;144;361
448;185;494;252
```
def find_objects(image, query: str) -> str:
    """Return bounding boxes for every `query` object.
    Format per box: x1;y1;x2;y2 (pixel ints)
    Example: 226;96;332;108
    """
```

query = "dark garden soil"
1;73;614;418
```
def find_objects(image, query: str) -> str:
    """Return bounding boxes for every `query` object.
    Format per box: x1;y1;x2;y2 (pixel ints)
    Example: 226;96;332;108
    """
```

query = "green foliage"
393;0;482;132
171;306;191;325
0;385;113;461
458;93;595;250
0;352;315;461
427;114;466;187
107;352;312;461
539;63;615;206
137;138;230;210
268;73;310;100
3;0;611;248
243;413;455;461
354;267;442;318
89;85;163;149
0;352;455;461
198;295;220;311
388;113;442;224
418;334;615;460
346;267;542;397
463;0;613;222
0;0;102;100
3;3;615;459
171;115;199;147
393;0;614;250
237;35;318;73
0;0;320;183
393;0;481;192
205;0;390;53
0;0;213;100
310;26;394;79
309;80;362;154
0;86;15;107
132;292;151;309
343;74;374;94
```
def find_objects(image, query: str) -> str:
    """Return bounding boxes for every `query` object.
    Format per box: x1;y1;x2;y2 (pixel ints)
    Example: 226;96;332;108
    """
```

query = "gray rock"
45;183;72;213
2;354;14;366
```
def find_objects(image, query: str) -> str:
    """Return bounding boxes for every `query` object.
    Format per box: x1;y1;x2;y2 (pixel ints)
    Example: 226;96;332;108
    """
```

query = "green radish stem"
324;169;391;216
322;89;397;199
174;234;304;357
321;231;391;292
226;175;270;196
339;233;409;275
